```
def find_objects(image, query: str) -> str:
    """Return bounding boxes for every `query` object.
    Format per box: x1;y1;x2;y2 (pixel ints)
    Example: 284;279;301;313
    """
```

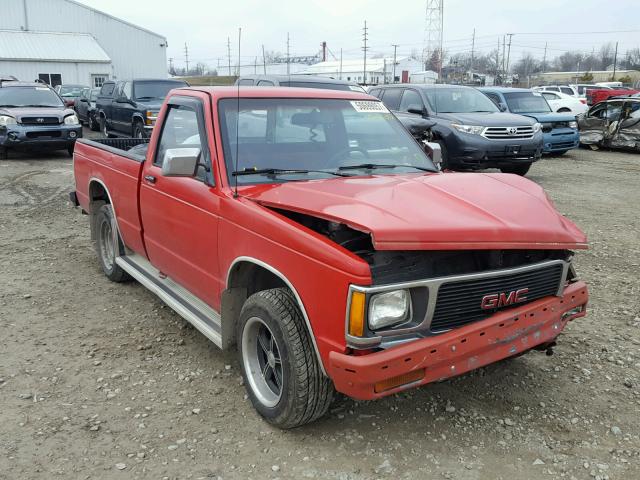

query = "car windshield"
134;81;187;100
503;91;551;113
58;85;85;97
218;98;437;185
0;86;64;107
424;87;499;114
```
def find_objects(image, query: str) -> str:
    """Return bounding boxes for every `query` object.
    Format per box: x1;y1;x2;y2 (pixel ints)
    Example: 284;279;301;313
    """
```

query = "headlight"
145;110;158;126
533;122;542;133
64;114;79;125
369;290;410;330
451;123;485;135
0;115;17;127
569;121;578;129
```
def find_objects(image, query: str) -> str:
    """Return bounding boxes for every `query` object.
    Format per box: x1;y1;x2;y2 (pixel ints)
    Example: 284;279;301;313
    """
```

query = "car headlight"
533;122;542;133
369;290;410;330
64;114;79;125
451;123;485;135
0;115;17;127
568;121;578;129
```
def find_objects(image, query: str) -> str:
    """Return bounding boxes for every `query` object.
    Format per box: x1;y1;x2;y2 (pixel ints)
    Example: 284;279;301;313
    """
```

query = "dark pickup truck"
96;78;188;139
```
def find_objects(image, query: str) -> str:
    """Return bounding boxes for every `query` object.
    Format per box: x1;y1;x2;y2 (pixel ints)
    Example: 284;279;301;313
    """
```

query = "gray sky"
77;0;640;70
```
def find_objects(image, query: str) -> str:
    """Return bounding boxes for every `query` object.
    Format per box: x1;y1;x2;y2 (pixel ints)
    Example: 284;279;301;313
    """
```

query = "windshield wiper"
338;163;436;173
232;167;351;177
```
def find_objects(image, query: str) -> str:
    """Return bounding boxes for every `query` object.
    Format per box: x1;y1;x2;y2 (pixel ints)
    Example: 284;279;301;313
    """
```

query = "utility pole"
496;37;500;82
262;44;267;74
321;41;327;62
542;42;548;73
184;43;189;75
286;32;290;75
502;35;506;76
227;37;232;76
470;28;475;74
254;57;257;74
362;20;369;85
391;44;399;83
168;57;174;74
505;33;514;79
339;48;343;80
612;41;619;80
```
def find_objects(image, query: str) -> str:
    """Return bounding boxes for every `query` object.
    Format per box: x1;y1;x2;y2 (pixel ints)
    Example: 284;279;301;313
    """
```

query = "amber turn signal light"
374;369;425;393
348;291;366;337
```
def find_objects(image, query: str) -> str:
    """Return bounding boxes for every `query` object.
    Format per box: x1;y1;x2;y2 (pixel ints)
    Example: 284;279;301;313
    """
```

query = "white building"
0;0;167;88
300;56;424;85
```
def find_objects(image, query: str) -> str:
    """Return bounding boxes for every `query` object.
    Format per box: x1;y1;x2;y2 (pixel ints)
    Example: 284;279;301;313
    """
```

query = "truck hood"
520;112;576;123
241;173;587;251
435;111;536;126
0;106;73;123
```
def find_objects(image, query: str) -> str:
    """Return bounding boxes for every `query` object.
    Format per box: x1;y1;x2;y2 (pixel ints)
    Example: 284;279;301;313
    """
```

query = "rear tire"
237;288;334;429
500;163;531;176
94;204;131;283
557;107;571;113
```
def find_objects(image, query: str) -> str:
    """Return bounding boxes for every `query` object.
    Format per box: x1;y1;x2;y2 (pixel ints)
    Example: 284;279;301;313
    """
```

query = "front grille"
20;117;61;125
550;141;575;149
483;126;535;139
430;263;564;332
26;131;61;138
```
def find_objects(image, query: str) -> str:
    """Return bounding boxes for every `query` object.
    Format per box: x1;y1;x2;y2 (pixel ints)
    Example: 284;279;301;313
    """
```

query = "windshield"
424;88;499;114
218;98;436;185
58;85;85;97
134;81;187;100
0;86;64;107
503;91;551;113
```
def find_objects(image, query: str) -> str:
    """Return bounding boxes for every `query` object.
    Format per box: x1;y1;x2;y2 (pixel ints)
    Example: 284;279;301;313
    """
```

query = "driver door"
139;94;223;308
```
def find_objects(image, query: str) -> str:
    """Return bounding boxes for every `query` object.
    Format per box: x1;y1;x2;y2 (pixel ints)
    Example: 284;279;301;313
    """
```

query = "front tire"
238;288;333;429
100;116;111;138
500;163;531;176
94;204;131;282
133;121;146;139
89;114;100;131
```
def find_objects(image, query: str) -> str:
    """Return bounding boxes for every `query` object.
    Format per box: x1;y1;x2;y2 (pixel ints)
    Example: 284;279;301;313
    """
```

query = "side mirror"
407;105;427;116
498;102;508;112
161;148;201;177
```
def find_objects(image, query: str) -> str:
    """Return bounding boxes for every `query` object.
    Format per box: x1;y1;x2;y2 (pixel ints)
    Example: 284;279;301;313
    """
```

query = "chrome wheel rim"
99;218;115;271
242;316;283;407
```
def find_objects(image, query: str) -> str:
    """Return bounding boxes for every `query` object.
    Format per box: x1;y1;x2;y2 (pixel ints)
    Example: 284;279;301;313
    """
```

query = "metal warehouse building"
0;0;167;88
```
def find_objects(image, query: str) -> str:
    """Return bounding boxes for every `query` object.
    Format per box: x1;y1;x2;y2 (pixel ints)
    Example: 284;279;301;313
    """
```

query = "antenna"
234;27;241;198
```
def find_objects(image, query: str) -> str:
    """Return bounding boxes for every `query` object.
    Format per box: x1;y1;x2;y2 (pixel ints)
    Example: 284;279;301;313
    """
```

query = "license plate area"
505;145;521;155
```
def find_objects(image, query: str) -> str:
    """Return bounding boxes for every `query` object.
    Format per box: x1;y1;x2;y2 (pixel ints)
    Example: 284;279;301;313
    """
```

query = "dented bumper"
328;281;588;400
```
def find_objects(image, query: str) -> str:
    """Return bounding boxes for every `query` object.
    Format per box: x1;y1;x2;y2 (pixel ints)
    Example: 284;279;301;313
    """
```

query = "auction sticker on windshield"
350;100;389;113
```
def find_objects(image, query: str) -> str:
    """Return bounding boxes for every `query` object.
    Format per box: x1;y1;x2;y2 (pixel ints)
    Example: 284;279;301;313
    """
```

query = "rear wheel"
557;107;571;113
500;163;531;176
238;288;334;429
94;204;131;282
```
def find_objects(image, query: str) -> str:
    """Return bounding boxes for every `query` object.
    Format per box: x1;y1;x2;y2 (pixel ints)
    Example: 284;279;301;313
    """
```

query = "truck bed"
73;137;149;255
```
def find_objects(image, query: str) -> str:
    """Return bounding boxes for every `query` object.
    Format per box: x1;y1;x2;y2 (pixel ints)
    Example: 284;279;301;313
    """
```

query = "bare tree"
514;53;541;79
599;43;615;70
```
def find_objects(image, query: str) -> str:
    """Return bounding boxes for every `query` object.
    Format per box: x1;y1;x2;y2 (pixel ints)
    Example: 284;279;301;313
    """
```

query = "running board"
116;254;222;348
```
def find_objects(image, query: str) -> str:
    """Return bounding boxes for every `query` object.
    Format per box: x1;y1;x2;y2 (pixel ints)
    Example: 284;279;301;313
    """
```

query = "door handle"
144;175;156;184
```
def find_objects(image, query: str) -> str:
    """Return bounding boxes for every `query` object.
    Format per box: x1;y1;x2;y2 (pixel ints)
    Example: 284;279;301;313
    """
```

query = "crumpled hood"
0;106;74;123
241;173;587;251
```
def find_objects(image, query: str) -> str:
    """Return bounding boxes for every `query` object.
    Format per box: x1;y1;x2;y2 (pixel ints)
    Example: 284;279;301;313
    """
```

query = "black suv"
370;84;543;175
235;75;366;92
0;80;82;159
97;78;188;138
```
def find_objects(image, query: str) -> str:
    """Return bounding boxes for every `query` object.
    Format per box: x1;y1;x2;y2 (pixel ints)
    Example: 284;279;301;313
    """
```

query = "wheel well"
88;181;110;240
221;261;288;348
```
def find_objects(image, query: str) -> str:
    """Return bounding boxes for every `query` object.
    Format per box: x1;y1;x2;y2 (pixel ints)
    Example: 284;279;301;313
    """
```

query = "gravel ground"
0;135;639;480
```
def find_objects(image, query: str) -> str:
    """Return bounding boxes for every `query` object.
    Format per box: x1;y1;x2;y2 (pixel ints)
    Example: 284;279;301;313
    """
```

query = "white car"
534;85;578;97
539;90;588;114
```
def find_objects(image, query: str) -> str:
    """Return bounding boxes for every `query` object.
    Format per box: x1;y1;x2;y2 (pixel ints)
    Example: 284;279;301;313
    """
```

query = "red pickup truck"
587;88;640;106
71;86;589;428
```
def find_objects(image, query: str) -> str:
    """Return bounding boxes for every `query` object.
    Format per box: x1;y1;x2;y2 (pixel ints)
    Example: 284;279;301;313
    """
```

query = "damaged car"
577;97;640;150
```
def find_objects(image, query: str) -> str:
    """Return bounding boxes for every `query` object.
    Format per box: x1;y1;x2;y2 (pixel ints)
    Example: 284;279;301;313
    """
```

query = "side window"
626;102;640;119
155;106;204;171
100;83;115;96
368;88;381;98
380;88;402;110
399;89;424;113
121;82;132;100
542;92;557;101
605;101;624;121
588;104;606;118
257;80;275;86
547;86;560;92
238;79;254;86
560;87;574;96
484;92;501;106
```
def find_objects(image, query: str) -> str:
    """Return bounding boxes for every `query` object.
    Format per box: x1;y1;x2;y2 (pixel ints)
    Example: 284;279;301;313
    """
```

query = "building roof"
0;30;111;63
301;57;414;74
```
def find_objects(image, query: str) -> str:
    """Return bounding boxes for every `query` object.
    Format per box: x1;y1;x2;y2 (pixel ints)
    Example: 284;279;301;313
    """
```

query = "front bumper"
446;132;543;169
0;123;82;149
329;281;588;400
542;129;580;153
